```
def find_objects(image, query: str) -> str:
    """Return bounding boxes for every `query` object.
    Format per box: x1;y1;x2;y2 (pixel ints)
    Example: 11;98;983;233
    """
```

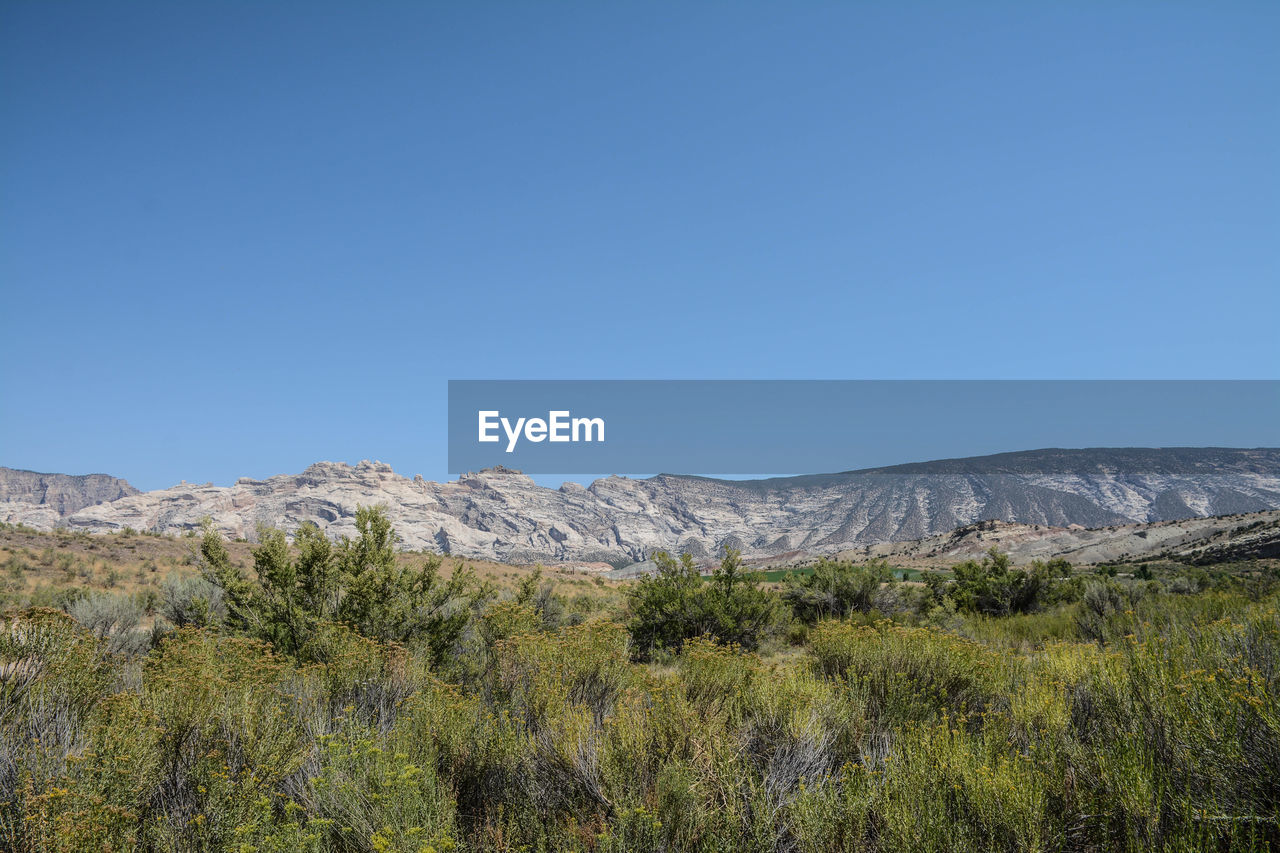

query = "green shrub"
2;531;1277;852
159;574;227;629
293;715;457;853
808;620;1014;725
199;510;485;667
66;593;150;657
946;549;1073;616
141;629;309;849
627;548;778;659
0;609;119;850
783;558;893;622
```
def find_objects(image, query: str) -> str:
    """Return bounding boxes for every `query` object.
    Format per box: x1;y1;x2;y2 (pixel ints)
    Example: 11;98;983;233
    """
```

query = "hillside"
2;448;1278;564
830;509;1280;568
0;466;140;516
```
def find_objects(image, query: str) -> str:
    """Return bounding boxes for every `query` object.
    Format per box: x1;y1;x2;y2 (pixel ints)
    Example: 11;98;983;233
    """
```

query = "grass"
0;524;627;620
0;525;1276;851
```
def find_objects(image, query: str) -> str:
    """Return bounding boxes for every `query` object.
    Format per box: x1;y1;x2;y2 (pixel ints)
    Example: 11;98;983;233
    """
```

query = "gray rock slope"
2;449;1278;565
0;467;140;517
841;510;1280;567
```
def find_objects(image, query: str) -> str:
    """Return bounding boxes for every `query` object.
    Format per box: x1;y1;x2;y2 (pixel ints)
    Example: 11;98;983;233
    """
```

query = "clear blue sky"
2;1;1277;491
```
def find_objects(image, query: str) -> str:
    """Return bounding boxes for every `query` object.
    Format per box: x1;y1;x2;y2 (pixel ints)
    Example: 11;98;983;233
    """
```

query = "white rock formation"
3;449;1278;565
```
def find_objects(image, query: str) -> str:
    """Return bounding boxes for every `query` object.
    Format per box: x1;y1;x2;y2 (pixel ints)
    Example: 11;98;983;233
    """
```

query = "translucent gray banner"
447;380;1279;475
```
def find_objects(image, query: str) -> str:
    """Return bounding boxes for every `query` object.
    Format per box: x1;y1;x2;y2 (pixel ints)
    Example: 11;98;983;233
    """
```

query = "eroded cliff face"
3;450;1278;565
0;467;140;516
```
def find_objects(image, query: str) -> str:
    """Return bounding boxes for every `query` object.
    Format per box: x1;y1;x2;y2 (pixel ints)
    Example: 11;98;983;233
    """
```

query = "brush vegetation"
1;510;1278;852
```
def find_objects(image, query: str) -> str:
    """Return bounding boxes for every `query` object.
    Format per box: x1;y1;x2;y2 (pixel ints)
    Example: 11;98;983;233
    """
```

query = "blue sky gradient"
2;2;1277;490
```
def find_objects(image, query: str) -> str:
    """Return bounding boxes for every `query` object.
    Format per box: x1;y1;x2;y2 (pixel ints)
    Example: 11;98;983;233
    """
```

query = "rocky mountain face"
0;467;140;517
837;510;1280;568
2;449;1278;566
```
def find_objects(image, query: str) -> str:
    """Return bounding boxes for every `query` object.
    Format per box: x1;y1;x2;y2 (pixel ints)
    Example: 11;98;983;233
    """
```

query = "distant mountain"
0;467;140;517
2;449;1278;565
835;510;1280;568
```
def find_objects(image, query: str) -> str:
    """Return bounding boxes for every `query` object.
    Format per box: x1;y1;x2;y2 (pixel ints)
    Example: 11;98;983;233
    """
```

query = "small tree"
783;558;893;623
295;521;338;618
330;506;480;664
946;547;1066;616
334;505;402;637
250;525;314;656
626;547;778;659
700;547;776;651
626;550;703;658
195;518;256;631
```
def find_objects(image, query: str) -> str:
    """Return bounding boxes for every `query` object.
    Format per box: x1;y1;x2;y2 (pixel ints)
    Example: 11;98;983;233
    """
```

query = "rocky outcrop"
0;467;140;516
2;449;1278;565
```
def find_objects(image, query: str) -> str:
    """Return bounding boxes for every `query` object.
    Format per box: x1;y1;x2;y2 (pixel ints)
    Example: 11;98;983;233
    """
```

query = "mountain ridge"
3;448;1279;565
661;447;1280;490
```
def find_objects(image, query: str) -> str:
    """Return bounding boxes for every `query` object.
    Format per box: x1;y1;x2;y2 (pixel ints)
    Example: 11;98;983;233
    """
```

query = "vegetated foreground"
1;511;1278;852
